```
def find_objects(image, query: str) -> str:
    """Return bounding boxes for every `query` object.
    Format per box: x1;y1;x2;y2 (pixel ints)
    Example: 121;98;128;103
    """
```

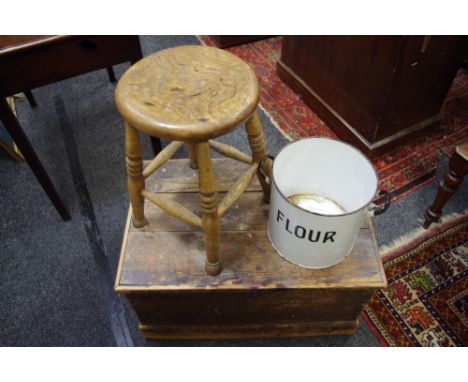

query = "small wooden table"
115;158;387;339
0;35;150;220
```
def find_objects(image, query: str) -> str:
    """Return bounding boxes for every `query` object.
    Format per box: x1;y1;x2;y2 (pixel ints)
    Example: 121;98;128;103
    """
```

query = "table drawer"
0;35;142;96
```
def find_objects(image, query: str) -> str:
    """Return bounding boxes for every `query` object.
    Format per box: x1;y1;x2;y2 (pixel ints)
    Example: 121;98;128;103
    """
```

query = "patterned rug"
362;217;468;346
199;36;468;202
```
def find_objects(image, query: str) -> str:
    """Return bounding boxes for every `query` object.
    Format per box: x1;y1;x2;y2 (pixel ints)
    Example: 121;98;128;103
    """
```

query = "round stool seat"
115;45;259;142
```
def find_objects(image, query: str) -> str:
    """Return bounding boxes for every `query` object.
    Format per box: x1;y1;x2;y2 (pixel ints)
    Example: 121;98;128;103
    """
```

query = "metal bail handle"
258;155;275;185
370;190;391;216
258;153;390;216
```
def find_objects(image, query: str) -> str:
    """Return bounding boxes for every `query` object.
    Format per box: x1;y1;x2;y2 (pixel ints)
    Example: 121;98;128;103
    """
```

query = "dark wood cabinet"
277;36;466;157
210;36;272;48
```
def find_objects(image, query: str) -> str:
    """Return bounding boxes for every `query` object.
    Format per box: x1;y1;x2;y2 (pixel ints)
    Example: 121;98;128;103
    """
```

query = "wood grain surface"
0;35;54;53
125;122;147;228
195;142;222;275
141;158;262;194
1;35;143;96
246;110;272;202
208;139;252;164
142;140;183;178
116;159;385;290
278;36;465;156
115;158;386;338
139;320;359;339
424;141;468;228
115;45;259;142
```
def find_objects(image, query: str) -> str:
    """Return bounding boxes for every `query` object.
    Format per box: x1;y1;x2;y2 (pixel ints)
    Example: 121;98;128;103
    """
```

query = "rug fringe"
257;104;293;142
380;210;468;261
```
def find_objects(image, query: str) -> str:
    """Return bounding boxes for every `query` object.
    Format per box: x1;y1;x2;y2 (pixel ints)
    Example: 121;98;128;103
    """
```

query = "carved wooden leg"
423;148;467;228
125;122;147;228
187;143;198;169
0;97;70;220
245;109;272;203
196;142;222;276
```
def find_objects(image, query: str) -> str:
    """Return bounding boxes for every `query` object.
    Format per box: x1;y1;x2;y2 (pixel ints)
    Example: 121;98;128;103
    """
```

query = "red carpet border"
200;36;468;202
362;218;468;346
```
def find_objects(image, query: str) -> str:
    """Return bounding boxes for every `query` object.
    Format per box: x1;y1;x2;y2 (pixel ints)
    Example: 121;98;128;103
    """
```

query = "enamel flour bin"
266;138;383;269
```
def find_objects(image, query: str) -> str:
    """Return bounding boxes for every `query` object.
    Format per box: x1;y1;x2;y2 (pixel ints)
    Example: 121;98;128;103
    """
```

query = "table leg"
246;109;272;203
423;148;467;228
196;141;222;276
125;122;147;228
24;90;37;108
0;97;70;221
187;143;198;169
106;66;117;83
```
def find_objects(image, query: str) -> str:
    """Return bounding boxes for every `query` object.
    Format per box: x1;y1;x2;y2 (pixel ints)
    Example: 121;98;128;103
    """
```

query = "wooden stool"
423;142;468;228
115;45;272;276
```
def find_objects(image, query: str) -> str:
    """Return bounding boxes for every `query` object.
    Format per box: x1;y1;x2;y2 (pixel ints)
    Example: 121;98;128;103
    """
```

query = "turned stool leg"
196;142;222;276
125;122;148;228
187;143;198;169
423;149;467;228
246;110;272;203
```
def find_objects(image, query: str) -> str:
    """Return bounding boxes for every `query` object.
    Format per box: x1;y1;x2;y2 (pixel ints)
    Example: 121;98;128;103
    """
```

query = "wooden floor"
115;158;387;339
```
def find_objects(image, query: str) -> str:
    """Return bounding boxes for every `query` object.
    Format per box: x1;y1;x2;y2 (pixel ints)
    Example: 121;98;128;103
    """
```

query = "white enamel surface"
272;138;377;214
267;138;377;269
